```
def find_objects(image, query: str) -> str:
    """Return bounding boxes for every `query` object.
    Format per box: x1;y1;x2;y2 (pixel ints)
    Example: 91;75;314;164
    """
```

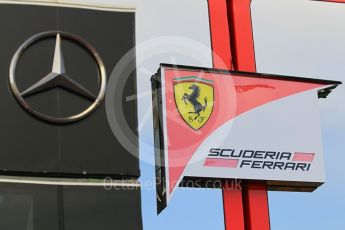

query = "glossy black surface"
0;182;142;230
0;4;139;177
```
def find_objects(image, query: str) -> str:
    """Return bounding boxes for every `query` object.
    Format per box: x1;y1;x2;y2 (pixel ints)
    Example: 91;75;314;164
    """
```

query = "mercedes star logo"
9;31;107;124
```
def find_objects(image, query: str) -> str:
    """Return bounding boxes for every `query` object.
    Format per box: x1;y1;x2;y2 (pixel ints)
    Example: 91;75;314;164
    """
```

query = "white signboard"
152;64;341;212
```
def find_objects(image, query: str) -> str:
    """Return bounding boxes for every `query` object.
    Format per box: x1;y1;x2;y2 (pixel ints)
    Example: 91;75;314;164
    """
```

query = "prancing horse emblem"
182;84;208;120
174;76;214;131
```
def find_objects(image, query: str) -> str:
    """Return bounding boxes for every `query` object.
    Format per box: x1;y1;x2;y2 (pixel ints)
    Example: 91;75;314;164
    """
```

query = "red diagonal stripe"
165;68;324;194
204;158;239;168
316;0;345;3
293;152;315;162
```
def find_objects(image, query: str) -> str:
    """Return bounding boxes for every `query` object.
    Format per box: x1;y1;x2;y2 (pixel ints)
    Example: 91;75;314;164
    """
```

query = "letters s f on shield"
173;76;214;131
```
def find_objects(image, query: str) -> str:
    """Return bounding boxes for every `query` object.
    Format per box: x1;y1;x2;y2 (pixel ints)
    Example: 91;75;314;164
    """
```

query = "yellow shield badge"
174;76;214;131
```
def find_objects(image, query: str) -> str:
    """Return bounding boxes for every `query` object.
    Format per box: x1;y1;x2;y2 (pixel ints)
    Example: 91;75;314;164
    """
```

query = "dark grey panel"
0;4;139;177
56;7;138;176
0;183;60;230
63;186;143;230
0;4;60;172
0;182;142;230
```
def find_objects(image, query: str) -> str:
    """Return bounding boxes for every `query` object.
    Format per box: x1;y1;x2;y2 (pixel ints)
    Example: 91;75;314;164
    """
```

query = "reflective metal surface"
9;31;107;124
0;176;140;187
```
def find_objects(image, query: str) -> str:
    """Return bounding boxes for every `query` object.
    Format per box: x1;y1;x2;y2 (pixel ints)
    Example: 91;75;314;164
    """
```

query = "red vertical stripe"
208;0;245;229
208;0;244;229
227;0;256;72
223;183;245;230
210;0;344;229
208;0;233;70
243;183;271;230
226;1;271;229
208;0;270;230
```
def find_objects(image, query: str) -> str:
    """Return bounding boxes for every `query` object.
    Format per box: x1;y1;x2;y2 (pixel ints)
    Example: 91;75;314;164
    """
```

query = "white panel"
185;89;325;183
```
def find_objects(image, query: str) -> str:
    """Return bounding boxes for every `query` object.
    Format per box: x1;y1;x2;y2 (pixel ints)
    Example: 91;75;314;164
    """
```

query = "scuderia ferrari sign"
151;64;341;213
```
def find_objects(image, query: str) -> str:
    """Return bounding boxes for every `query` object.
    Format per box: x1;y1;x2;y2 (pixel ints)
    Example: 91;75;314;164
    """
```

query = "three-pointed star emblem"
20;33;96;101
9;31;107;123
